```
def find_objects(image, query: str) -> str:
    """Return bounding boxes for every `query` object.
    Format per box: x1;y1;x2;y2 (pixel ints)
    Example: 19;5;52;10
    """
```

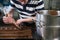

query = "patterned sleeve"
10;0;15;8
35;0;44;11
3;0;15;14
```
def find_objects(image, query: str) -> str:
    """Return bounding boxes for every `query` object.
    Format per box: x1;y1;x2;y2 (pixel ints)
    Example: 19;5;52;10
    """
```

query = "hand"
8;17;15;24
3;16;15;24
16;19;23;25
3;16;9;24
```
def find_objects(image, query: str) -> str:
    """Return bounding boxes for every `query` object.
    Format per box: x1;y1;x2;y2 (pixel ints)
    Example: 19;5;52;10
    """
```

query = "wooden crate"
0;24;33;39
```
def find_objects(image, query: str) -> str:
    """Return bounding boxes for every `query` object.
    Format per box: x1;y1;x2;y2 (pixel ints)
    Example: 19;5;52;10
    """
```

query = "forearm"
21;17;36;22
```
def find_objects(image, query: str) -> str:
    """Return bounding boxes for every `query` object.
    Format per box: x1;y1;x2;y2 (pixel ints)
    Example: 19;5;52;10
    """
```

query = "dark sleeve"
0;10;5;25
0;16;5;25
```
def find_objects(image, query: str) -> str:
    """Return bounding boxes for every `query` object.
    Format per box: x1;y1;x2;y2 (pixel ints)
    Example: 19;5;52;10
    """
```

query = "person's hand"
8;17;15;24
16;19;23;25
3;16;15;24
3;16;9;24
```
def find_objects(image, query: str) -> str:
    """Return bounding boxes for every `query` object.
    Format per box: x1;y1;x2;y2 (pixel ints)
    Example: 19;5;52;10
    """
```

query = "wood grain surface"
0;24;33;39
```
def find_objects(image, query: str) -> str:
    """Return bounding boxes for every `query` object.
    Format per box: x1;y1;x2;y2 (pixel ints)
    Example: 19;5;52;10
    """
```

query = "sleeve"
10;0;15;8
8;0;15;13
0;15;5;25
3;5;14;15
35;0;44;11
2;0;15;15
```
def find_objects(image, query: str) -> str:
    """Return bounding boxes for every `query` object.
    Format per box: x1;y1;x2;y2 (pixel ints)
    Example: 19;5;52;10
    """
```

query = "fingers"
16;19;22;25
8;17;15;24
3;16;21;25
3;16;15;24
16;20;20;25
3;16;9;24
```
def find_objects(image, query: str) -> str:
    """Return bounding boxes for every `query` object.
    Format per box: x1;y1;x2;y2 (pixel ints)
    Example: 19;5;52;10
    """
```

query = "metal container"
43;15;60;40
36;10;60;40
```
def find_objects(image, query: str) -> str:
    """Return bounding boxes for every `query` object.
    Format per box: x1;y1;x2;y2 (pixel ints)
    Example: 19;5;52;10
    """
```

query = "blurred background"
0;0;10;6
43;0;60;10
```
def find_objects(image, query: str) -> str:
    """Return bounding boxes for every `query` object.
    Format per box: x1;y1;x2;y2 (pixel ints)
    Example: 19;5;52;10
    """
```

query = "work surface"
0;24;33;39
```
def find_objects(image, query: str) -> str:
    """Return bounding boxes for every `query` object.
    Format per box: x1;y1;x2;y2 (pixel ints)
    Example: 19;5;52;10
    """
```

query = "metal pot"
43;15;60;40
36;10;60;40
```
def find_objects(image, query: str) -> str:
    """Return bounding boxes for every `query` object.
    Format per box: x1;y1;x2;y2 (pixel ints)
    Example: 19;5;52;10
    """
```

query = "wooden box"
0;24;33;39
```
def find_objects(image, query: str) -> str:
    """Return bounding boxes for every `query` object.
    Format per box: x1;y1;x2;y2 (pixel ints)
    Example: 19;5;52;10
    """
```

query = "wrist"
32;18;36;22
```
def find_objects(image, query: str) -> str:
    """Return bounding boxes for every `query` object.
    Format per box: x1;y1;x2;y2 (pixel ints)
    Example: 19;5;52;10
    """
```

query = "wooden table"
0;24;33;39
